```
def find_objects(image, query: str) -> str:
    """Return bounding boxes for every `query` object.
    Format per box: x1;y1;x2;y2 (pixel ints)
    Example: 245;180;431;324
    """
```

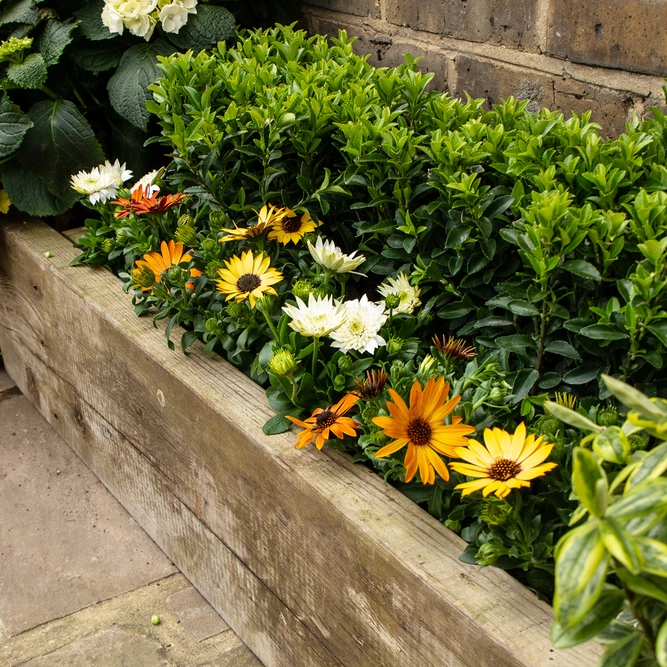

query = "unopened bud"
226;301;246;319
268;349;297;376
174;225;196;245
384;293;401;310
210;210;226;224
167;266;182;283
255;295;274;314
628;432;649;451
178;213;195;227
205;259;224;279
102;238;113;253
292;279;314;301
201;238;217;253
597;407;619;427
337;355;353;374
419;355;435;373
133;263;156;288
387;337;404;356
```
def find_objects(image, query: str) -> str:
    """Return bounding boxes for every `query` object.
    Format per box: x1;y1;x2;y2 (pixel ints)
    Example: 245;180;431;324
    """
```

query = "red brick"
386;0;541;51
547;0;667;76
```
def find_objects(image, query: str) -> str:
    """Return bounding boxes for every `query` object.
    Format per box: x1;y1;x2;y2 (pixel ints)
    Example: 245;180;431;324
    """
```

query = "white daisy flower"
132;169;162;196
282;294;347;338
307;237;366;274
329;295;387;355
70;159;133;205
377;272;422;314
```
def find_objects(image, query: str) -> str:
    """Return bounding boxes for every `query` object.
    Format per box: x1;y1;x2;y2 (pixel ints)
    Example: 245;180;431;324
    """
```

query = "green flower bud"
268;349;297;376
174;225;197;245
337;355;353;374
201;238;217;253
475;543;499;567
102;238;114;253
488;386;506;403
533;415;561;440
255;295;274;314
205;259;224;279
333;374;346;391
419;355;435;374
178;213;195;227
205;317;220;333
167;266;182;283
134;264;156;289
387;337;404;356
116;228;131;242
597;407;619;427
628;432;649;451
151;615;160;626
384;293;401;310
226;301;246;319
370;429;388;446
480;498;513;526
292;279;314;300
210;210;226;224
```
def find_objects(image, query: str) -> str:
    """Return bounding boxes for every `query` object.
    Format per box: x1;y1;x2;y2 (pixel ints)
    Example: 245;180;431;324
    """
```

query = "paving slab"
0;391;177;636
167;586;230;642
0;368;15;393
0;573;261;667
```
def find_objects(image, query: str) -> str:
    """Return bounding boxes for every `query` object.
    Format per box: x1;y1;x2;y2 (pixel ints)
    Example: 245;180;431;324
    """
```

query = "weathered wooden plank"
0;218;603;667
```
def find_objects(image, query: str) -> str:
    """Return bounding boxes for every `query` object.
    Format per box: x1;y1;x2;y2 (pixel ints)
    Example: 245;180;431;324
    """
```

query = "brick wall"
302;0;667;136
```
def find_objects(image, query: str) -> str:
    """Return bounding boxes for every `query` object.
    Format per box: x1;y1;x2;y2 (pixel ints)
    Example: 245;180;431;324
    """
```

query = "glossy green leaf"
511;369;539;404
572;447;608;518
554;522;609;628
600;517;643;573
656;617;667;667
598;631;643;667
627;443;667;489
636;536;667;577
563;365;600;385
561;259;601;281
593;427;630;464
551;585;624;649
607;478;667;520
544;340;580;359
616;566;667;605
579;324;628;341
544;401;601;432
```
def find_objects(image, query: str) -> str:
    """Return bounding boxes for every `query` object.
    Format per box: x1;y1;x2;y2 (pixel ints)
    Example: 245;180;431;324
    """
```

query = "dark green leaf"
262;411;298;435
107;40;174;131
507;299;540;316
538;372;561;389
512;368;539;403
563;364;600;385
0;93;32;158
164;5;235;51
437;302;473;319
38;18;79;66
544;340;580;359
579;324;628;341
74;0;114;40
7;53;47;89
0;0;38;26
647;321;667;347
18;99;105;203
496;334;535;351
67;40;126;72
561;259;601;281
445;225;471;248
3;158;69;216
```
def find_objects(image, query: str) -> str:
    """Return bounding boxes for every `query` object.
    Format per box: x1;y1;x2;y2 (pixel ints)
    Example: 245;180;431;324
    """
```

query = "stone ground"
0;366;262;667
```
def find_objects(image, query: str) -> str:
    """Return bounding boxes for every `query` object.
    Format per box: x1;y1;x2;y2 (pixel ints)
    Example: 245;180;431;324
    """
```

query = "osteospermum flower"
268;209;320;245
378;273;422;314
113;187;189;220
282;294;347;338
354;369;387;400
70;159;132;205
287;393;359;449
216;250;283;308
432;335;477;360
132;169;161;196
329;295;387;355
373;377;475;485
450;423;557;499
132;240;202;290
307;237;366;274
219;204;283;243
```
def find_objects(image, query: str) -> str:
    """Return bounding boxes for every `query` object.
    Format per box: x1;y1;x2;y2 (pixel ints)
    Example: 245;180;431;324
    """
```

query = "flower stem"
262;309;280;340
312;335;320;380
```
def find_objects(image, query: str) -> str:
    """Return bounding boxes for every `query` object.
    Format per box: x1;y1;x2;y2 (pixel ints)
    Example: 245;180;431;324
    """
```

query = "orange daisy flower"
132;240;202;291
372;377;475;485
286;393;359;450
113;186;189;219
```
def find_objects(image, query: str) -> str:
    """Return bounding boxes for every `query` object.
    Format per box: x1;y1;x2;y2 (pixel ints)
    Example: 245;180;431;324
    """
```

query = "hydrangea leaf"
67;40;125;73
0;0;39;27
17;99;105;204
3;158;70;216
107;39;174;132
73;0;114;40
0;93;33;158
165;5;235;51
7;53;47;89
38;18;80;66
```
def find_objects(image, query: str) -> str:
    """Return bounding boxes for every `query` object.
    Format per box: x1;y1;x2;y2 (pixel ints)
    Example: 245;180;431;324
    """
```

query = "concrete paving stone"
20;628;173;667
0;393;177;636
0;574;262;667
167;586;230;642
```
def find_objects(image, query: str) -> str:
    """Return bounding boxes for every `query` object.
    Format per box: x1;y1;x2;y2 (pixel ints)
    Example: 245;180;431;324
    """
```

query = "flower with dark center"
432;335;477;360
450;423;557;499
215;250;283;308
372;377;475;485
268;209;320;245
287;393;359;449
113;186;189;219
132;240;202;291
354;369;388;400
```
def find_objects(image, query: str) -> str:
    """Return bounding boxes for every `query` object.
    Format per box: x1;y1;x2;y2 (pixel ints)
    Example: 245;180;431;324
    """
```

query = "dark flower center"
489;458;522;481
407;417;432;446
315;410;337;430
282;217;302;233
237;273;262;293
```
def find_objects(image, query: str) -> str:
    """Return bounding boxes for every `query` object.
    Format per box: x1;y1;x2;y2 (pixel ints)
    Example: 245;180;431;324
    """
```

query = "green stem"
312;335;320;380
262;309;279;340
39;85;59;100
616;560;655;652
288;374;299;405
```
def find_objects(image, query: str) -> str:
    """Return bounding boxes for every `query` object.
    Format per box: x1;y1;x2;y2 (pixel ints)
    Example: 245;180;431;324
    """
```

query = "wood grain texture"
0;218;603;667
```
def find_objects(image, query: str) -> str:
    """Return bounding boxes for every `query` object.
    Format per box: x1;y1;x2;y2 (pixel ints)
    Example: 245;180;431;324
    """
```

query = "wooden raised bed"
0;217;602;667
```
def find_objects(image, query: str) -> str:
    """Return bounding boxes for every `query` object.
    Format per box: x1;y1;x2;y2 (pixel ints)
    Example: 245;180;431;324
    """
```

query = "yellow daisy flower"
216;250;283;308
218;204;286;243
450;423;557;500
268;209;320;245
372;377;475;485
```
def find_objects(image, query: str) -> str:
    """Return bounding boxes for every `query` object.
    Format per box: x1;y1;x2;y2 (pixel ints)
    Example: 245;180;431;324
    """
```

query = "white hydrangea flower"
101;0;158;40
159;4;191;33
282;294;347;338
132;169;161;196
70;159;133;205
101;3;124;34
377;272;422;314
329;295;387;355
125;12;156;39
307;237;366;274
